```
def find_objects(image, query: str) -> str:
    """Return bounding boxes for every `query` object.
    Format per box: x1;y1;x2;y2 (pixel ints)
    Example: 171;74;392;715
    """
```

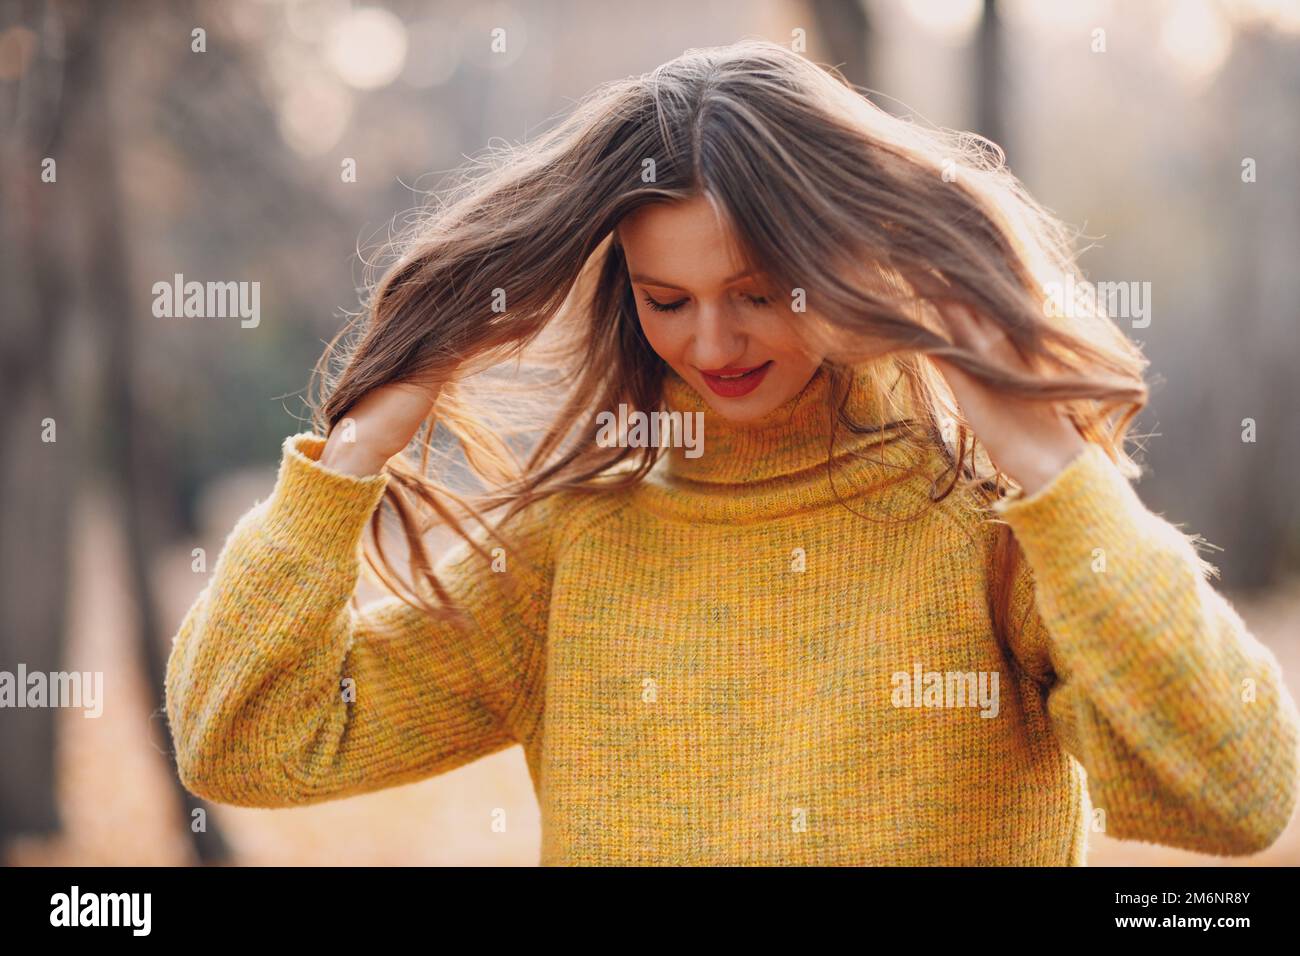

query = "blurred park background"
2;0;1299;866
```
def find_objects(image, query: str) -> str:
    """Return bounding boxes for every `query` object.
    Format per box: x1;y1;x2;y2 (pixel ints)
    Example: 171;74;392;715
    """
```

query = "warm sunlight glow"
900;0;983;44
325;6;409;90
1159;0;1233;85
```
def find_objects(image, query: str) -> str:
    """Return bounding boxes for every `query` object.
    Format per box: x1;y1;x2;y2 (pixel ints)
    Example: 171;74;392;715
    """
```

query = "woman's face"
617;195;824;423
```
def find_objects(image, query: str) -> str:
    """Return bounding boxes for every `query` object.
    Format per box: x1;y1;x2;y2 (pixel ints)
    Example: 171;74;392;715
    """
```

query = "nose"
686;300;747;369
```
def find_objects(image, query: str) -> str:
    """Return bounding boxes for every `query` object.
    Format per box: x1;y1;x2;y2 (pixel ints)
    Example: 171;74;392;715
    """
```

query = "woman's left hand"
928;301;1088;496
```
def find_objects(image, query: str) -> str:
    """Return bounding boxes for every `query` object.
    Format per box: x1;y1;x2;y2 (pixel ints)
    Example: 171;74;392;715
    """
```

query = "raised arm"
995;443;1299;855
164;432;553;808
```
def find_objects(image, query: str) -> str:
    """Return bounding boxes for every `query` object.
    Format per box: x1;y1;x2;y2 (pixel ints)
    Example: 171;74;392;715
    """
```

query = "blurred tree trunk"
810;0;873;94
975;0;1006;157
66;0;231;863
0;0;73;848
1;0;230;862
1205;29;1300;589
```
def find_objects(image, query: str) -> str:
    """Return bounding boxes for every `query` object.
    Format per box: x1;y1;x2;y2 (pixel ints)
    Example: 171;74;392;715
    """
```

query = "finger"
940;303;1037;378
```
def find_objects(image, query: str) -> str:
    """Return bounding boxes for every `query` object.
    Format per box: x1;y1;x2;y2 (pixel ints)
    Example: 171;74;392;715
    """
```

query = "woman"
164;39;1298;865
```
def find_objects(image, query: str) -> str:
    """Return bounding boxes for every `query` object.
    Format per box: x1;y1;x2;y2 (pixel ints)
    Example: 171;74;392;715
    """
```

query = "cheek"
636;310;682;359
752;312;820;365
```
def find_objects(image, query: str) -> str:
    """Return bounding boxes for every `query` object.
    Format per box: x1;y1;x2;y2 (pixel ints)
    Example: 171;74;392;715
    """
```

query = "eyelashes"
641;293;770;313
641;294;686;313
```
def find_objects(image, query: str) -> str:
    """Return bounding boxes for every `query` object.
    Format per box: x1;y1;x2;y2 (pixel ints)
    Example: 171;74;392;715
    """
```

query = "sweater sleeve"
994;443;1299;855
164;432;553;809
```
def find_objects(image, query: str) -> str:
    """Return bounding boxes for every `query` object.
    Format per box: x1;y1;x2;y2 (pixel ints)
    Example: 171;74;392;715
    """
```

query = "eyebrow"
629;269;756;290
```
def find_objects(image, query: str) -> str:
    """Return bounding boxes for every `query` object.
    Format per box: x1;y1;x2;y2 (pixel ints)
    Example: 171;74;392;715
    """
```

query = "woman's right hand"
318;377;444;477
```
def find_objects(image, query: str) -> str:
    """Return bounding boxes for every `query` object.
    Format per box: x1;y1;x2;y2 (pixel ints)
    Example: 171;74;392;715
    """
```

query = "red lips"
697;361;773;398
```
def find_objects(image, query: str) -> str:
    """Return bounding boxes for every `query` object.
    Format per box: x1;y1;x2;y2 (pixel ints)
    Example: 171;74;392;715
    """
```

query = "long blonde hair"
309;38;1147;631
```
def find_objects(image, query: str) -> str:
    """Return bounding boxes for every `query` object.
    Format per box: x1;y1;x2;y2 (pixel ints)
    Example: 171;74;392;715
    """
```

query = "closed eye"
642;293;687;313
639;291;770;312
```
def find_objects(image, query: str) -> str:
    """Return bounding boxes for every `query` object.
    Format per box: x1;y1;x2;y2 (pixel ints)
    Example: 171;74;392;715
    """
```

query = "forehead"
617;195;752;287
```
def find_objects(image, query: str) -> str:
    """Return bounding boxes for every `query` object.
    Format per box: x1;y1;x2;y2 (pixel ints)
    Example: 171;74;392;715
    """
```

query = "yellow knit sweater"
165;363;1299;865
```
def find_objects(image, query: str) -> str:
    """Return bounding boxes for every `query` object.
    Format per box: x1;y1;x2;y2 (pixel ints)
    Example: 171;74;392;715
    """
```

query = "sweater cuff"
992;443;1144;576
261;432;390;562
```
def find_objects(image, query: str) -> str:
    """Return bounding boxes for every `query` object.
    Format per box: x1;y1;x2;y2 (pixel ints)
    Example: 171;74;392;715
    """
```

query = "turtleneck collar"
631;360;939;523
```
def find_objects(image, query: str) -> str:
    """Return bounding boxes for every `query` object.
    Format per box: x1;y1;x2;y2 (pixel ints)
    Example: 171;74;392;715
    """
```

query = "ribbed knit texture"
165;363;1299;864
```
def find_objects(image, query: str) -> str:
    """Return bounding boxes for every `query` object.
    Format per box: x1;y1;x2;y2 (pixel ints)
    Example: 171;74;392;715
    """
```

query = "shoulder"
889;439;1007;555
